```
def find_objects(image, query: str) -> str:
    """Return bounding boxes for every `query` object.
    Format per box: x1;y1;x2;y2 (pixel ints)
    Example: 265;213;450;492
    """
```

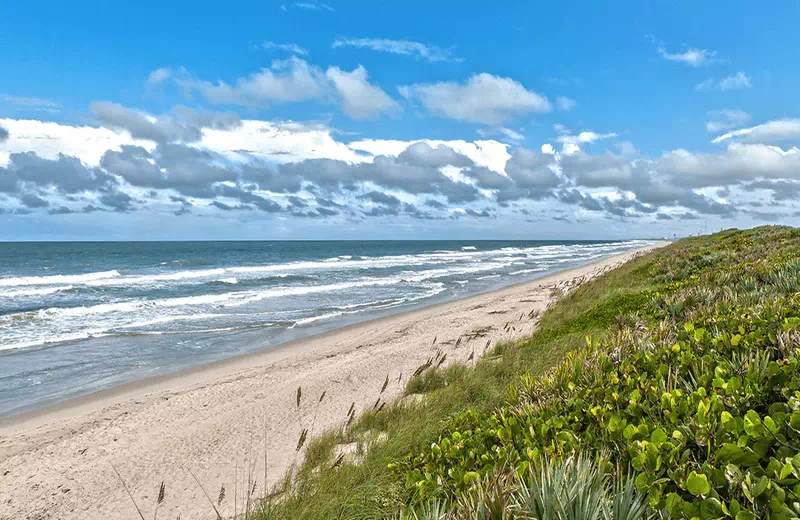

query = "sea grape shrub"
393;227;800;520
396;303;800;519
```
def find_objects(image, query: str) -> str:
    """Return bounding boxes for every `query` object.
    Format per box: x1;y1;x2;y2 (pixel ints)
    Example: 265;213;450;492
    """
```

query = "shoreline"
0;259;608;429
0;244;658;429
0;244;664;520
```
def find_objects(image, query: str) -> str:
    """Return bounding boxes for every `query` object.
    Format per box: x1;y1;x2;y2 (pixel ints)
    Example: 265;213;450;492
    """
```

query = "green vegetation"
256;226;800;519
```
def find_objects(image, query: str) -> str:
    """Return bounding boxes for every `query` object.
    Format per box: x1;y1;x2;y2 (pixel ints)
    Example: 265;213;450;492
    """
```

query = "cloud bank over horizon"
1;2;797;240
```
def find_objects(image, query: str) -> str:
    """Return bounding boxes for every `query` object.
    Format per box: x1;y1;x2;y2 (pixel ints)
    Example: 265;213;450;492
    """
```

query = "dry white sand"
0;246;661;520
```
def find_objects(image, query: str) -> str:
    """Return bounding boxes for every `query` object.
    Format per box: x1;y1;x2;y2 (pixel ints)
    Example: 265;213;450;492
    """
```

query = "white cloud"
557;131;617;144
657;45;716;67
556;96;576;111
261;41;308;56
476;127;525;143
0;94;61;109
289;1;334;11
0;118;151;167
656;143;800;186
347;138;511;173
711;119;800;144
168;58;398;120
178;57;329;105
696;72;751;91
400;73;551;125
325;65;401;120
331;38;457;62
199;119;367;163
705;109;751;133
554;131;617;155
147;68;172;85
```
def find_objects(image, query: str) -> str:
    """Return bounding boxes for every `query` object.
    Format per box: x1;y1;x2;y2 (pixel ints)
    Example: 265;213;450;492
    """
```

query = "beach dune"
0;247;659;520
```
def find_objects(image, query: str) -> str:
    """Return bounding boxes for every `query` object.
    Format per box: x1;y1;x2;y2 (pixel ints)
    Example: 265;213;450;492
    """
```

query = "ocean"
0;239;656;417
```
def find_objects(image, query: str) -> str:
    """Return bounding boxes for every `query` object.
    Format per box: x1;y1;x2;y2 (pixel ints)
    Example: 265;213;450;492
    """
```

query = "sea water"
0;240;656;416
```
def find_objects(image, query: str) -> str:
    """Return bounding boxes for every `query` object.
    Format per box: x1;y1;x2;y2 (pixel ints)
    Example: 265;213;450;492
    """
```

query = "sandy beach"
0;246;661;520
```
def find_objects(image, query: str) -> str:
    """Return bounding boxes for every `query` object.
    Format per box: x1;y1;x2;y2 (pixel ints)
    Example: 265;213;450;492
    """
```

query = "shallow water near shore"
0;239;656;417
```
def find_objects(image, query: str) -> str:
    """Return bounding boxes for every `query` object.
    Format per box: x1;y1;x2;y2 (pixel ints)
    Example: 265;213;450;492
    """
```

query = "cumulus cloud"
5;102;800;227
278;151;482;203
332;38;457;62
177;57;329;106
325;65;401;119
705;109;751;133
0;125;8;142
696;72;751;91
0;118;143;167
396;142;474;168
169;58;398;119
656;143;800;188
556;131;617;154
711;118;800;144
1;151;114;194
92;102;202;143
399;73;551;125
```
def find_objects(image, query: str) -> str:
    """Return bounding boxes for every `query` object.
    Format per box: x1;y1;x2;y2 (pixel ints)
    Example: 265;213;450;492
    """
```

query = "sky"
1;1;799;241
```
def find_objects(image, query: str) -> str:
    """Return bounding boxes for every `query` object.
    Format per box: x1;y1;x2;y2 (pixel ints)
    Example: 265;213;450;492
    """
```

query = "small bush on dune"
398;456;653;520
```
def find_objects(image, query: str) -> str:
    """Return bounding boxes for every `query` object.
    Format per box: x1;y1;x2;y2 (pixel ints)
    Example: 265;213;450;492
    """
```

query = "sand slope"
0;247;659;520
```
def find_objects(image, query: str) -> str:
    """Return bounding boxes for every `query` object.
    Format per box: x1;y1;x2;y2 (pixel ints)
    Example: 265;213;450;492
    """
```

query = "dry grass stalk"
295;429;308;452
110;464;145;520
380;374;389;394
153;481;165;520
296;386;302;409
186;467;223;520
412;357;433;377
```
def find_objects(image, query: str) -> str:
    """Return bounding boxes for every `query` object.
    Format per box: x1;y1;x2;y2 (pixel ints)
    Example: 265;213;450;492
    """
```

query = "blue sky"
1;1;799;240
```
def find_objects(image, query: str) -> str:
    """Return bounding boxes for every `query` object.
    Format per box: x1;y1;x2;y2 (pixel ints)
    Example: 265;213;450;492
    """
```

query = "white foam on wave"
1;241;656;291
0;313;231;352
0;270;120;287
0;285;74;298
215;277;238;285
87;267;229;286
510;268;545;276
290;282;446;328
0;240;660;353
8;260;514;325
